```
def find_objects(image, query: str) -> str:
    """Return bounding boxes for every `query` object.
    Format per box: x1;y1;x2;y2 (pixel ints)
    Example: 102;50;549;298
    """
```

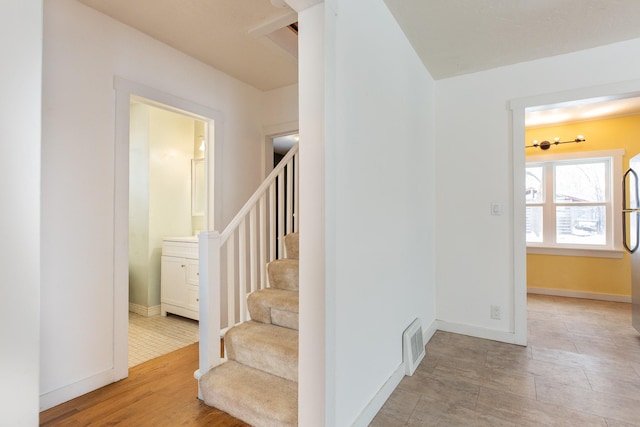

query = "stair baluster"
195;143;299;393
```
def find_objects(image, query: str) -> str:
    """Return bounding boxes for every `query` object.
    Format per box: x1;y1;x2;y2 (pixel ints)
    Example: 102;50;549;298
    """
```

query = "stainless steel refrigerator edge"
623;153;640;333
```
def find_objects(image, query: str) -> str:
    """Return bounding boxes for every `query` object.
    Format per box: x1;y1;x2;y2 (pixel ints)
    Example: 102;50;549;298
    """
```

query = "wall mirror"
192;158;205;216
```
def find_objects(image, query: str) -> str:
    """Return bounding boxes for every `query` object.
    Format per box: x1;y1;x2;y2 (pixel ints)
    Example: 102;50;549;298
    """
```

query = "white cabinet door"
161;254;199;320
161;256;188;307
185;259;199;286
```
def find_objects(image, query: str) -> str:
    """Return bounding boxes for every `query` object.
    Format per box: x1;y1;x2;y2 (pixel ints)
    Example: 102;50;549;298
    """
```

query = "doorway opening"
128;97;208;367
264;130;299;178
272;132;299;167
511;84;640;346
113;77;223;380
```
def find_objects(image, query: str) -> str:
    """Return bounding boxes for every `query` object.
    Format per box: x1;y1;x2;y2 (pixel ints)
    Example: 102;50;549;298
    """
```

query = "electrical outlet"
490;305;502;320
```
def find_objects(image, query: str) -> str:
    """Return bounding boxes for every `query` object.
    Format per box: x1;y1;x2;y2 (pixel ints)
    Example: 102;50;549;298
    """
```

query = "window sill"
526;245;624;259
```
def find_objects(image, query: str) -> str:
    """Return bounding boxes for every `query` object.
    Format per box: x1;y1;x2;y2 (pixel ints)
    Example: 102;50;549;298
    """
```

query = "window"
526;149;624;256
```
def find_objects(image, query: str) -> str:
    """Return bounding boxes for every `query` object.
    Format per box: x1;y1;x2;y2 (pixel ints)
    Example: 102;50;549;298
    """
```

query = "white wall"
129;103;151;307
148;107;195;305
261;83;300;177
0;1;42;424
262;83;299;135
129;104;196;308
322;0;437;424
41;0;265;408
435;38;640;342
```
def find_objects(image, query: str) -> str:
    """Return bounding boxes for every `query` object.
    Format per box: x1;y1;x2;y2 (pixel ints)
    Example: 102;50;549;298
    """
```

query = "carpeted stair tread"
248;288;299;330
200;360;297;427
267;259;299;291
225;321;298;382
284;232;299;259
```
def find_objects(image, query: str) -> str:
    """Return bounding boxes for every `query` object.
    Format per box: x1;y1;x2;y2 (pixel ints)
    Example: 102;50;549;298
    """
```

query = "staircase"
200;232;299;426
195;143;299;426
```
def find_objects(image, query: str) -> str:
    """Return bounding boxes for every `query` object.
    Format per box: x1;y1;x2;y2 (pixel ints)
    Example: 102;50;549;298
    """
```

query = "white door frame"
113;77;223;379
509;78;640;346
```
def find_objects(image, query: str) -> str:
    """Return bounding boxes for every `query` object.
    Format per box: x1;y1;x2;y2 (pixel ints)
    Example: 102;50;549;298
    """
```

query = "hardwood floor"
372;294;640;426
40;343;248;427
41;295;640;426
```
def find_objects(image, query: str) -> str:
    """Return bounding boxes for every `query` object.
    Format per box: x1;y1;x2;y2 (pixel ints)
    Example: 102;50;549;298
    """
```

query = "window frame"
526;149;625;259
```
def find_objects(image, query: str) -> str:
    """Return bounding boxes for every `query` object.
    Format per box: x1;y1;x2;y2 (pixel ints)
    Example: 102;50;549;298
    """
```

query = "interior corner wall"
323;0;437;424
147;107;195;306
192;120;207;235
297;4;326;427
40;0;264;408
262;83;299;134
128;103;151;307
129;105;195;308
0;1;42;424
261;83;299;178
434;38;640;339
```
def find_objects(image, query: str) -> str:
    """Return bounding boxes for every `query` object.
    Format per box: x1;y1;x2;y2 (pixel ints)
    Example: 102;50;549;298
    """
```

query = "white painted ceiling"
77;0;640;123
384;0;640;80
525;96;640;128
77;0;298;91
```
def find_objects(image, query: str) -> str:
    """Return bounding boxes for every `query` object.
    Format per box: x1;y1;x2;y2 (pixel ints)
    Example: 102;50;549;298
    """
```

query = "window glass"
526;206;543;243
525;151;620;251
554;162;606;203
525;166;543;203
556;206;606;245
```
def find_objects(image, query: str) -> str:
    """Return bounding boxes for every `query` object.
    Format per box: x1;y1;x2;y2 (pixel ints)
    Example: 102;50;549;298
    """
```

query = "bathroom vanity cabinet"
161;237;199;321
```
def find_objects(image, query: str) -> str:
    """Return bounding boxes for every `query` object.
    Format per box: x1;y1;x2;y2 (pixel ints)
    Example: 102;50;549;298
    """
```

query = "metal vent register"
402;318;425;376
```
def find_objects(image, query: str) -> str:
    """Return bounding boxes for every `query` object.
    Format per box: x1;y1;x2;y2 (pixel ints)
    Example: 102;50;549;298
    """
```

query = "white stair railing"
195;143;299;388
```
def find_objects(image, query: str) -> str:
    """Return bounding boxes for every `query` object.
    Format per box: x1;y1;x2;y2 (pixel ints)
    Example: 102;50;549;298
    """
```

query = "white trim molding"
284;0;323;12
437;321;525;345
351;319;438;427
351;364;405;427
128;303;161;317
528;288;631;303
40;370;115;411
113;76;224;383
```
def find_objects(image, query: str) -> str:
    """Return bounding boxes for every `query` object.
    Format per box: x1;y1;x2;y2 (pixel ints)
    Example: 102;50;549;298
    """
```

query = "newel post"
195;230;222;399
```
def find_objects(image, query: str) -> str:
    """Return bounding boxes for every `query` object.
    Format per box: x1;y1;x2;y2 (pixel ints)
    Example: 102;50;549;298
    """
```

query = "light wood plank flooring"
372;294;640;426
41;295;640;426
39;342;248;426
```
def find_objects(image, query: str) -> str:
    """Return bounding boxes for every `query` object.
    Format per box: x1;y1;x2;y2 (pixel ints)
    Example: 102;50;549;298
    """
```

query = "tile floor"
372;294;640;426
128;312;199;367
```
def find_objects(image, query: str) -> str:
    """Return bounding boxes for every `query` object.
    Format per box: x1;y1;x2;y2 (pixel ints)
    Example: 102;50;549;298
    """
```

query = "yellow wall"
526;114;640;297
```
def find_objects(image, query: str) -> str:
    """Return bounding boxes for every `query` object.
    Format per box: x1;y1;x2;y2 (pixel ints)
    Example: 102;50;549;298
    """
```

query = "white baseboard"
351;363;405;427
40;369;115;411
436;320;521;345
528;287;631;303
352;319;439;427
129;303;161;316
423;318;438;345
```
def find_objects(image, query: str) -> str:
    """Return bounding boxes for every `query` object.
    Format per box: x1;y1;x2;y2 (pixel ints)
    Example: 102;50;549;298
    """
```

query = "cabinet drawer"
162;239;198;258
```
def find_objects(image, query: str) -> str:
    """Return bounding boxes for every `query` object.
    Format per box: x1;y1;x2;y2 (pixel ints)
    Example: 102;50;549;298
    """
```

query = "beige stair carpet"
225;321;298;382
267;259;299;291
247;288;299;330
284;232;299;259
200;232;300;426
200;360;297;427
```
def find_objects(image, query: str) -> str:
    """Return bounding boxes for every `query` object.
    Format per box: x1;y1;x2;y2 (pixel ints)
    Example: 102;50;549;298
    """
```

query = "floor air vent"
402;318;425;376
